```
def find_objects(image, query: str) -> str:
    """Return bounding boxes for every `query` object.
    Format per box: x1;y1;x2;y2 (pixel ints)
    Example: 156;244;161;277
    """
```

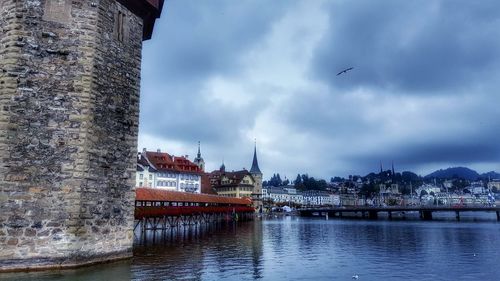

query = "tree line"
263;173;328;191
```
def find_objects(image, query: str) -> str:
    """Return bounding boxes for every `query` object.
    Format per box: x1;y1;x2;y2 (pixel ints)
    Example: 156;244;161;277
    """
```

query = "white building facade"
136;149;203;193
262;186;338;206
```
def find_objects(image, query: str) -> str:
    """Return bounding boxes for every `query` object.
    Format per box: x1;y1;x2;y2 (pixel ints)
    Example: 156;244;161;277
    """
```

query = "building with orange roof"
207;143;264;212
208;165;256;198
136;148;203;193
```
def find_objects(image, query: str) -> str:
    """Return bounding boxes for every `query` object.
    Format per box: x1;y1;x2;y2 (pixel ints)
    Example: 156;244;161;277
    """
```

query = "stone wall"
252;173;263;211
0;0;144;271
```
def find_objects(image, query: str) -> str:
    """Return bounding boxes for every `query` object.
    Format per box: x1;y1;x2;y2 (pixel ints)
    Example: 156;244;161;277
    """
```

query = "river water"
1;214;499;281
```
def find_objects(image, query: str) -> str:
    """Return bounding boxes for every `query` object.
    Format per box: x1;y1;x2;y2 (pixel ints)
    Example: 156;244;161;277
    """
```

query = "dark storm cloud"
139;0;500;178
310;0;500;94
281;86;500;175
347;137;500;173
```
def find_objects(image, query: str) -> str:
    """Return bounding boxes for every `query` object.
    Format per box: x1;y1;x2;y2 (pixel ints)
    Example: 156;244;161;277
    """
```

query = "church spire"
250;140;262;174
220;158;225;172
197;141;201;158
194;141;205;172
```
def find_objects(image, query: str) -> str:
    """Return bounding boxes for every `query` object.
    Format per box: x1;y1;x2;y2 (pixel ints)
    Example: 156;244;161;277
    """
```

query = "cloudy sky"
138;0;500;180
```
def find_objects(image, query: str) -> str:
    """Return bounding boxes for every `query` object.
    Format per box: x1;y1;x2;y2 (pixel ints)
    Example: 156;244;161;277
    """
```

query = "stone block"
24;228;36;237
6;238;18;246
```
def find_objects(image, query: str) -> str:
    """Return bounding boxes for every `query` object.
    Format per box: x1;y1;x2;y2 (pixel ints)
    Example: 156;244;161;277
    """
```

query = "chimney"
157;148;161;153
142;147;146;153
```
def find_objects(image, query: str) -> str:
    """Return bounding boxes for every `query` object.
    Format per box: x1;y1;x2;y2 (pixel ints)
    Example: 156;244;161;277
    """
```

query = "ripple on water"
1;217;499;281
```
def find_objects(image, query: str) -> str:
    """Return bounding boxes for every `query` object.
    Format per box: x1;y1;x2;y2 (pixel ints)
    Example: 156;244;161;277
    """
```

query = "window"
139;174;143;180
139;182;143;186
149;174;153;180
116;10;126;42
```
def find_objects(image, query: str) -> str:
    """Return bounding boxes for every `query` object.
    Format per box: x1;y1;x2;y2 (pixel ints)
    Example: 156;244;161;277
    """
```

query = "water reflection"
261;217;499;281
1;217;499;281
132;221;264;281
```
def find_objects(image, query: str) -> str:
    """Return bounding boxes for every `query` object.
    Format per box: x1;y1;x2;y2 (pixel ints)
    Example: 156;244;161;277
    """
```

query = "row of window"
180;174;200;181
139;173;200;181
138;174;153;180
157;181;176;187
152;173;200;181
136;201;241;207
180;183;199;189
157;173;177;178
217;187;253;192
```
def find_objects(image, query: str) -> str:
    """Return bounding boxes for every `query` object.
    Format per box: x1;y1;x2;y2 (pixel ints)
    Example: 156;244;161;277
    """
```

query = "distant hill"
479;171;500;180
424;167;480;181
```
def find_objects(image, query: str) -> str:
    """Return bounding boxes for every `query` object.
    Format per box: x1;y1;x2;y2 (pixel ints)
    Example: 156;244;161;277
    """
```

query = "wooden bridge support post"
496;211;499;221
422;211;433;220
455;211;460;221
388;211;392;220
368;211;378;220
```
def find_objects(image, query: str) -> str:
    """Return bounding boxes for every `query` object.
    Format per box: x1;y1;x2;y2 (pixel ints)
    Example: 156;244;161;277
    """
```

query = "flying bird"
337;67;354;76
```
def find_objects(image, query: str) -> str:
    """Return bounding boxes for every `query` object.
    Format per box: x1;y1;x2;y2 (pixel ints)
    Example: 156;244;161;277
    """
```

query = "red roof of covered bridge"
136;188;252;205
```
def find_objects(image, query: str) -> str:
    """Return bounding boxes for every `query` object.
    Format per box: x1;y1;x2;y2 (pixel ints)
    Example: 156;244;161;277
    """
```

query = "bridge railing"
135;206;255;219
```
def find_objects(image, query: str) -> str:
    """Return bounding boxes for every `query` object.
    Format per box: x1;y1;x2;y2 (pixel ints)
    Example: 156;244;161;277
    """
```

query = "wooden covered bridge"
134;188;255;232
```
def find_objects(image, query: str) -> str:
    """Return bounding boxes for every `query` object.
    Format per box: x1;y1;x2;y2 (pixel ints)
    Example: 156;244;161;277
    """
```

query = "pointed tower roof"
220;160;226;172
197;141;201;157
194;141;203;161
250;142;262;174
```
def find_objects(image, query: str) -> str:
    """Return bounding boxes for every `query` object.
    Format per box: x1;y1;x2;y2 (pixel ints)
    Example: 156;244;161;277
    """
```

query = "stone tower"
249;143;263;212
193;141;205;172
0;0;163;271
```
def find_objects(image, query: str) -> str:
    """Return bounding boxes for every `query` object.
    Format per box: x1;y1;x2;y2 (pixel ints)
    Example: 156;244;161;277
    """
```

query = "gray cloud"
310;0;500;94
138;0;500;179
139;0;293;145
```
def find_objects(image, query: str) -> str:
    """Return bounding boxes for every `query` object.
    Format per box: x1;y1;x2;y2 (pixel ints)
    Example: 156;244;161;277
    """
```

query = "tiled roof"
141;151;203;175
208;169;254;187
136;188;252;205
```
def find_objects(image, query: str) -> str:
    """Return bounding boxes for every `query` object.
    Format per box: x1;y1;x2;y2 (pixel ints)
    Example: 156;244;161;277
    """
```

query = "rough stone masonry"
0;0;163;271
